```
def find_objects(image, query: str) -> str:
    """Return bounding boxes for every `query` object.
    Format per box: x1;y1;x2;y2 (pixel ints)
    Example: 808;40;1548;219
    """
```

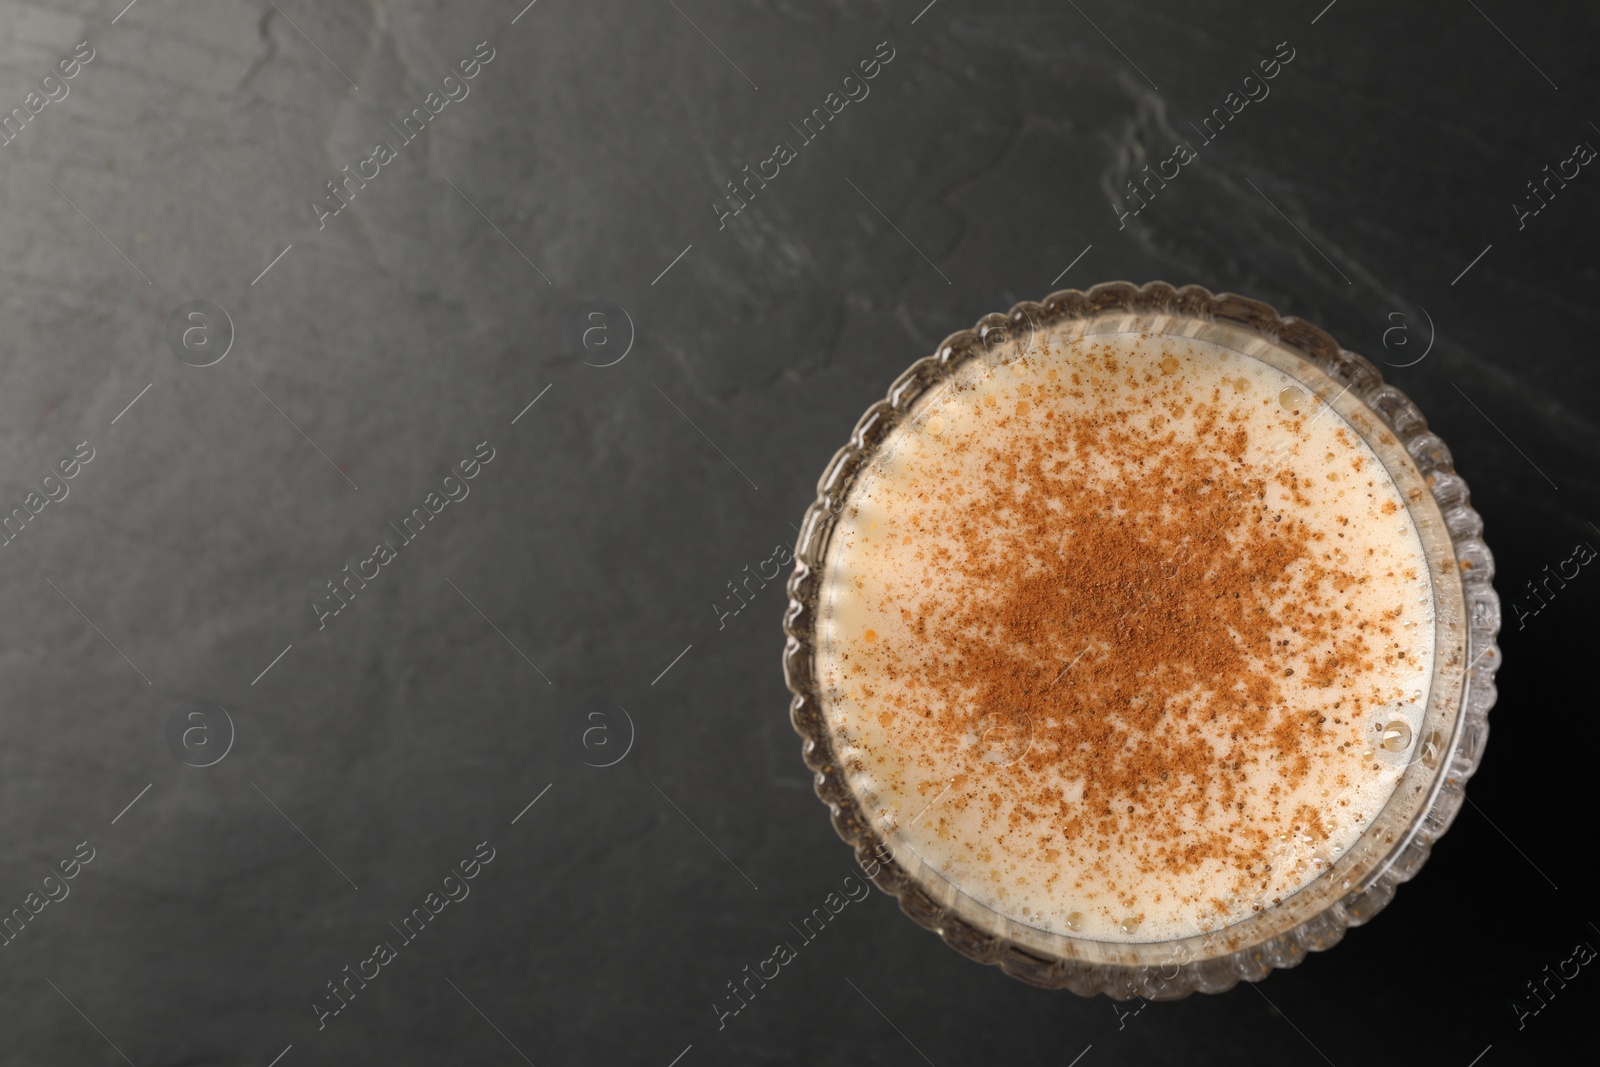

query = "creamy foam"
817;330;1436;942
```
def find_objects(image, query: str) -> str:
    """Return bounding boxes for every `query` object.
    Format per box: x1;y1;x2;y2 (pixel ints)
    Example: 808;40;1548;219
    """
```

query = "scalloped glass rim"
782;282;1501;998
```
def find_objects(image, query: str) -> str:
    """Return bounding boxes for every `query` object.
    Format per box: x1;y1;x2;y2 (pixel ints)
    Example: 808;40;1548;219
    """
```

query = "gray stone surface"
1;0;1595;1063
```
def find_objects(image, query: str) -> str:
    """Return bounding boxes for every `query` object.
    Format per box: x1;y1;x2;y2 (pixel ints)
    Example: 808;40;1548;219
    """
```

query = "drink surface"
816;330;1436;942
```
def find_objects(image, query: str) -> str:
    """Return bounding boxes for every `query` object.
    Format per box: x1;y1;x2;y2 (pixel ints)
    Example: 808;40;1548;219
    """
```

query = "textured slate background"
1;1;1595;1064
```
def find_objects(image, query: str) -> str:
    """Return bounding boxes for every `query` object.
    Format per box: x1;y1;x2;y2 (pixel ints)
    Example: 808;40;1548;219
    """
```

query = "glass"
781;282;1500;998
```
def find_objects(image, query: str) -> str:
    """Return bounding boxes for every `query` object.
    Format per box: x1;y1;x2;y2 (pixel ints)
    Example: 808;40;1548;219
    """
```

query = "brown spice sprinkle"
824;334;1432;932
928;403;1348;877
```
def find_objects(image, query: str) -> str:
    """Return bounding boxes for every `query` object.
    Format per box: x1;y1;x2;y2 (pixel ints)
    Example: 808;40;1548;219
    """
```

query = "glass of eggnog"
782;282;1500;997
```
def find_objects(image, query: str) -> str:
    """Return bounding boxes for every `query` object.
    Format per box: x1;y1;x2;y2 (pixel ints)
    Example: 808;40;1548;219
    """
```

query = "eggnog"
815;329;1435;942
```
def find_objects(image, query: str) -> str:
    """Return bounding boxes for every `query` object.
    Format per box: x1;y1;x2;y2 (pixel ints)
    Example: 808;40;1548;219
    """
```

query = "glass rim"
782;281;1501;998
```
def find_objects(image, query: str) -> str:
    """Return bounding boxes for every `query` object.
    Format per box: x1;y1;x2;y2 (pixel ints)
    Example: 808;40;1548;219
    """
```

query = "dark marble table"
2;0;1594;1063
